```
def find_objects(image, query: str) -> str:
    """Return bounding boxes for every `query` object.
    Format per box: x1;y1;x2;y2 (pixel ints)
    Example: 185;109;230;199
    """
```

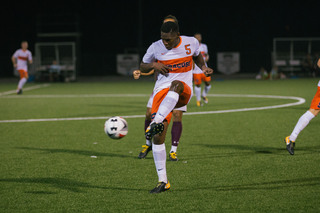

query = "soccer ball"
104;116;128;139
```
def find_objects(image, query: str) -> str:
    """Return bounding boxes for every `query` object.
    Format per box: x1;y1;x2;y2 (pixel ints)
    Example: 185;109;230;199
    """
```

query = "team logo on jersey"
167;61;191;70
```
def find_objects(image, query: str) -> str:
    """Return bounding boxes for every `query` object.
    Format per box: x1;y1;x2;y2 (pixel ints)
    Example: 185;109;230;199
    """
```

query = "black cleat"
17;89;23;95
138;145;152;159
150;181;170;194
145;122;164;140
284;136;295;155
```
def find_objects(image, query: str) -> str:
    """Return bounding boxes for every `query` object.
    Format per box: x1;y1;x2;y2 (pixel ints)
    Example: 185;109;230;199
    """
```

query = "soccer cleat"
284;136;295;155
138;145;152;159
196;101;201;107
202;96;208;104
150;181;170;193
17;89;23;95
169;151;178;161
145;122;164;140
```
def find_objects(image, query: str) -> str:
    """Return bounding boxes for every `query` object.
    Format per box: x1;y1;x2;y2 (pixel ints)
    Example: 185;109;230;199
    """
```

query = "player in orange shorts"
284;58;320;155
140;21;213;193
11;41;33;94
193;33;212;106
135;15;184;162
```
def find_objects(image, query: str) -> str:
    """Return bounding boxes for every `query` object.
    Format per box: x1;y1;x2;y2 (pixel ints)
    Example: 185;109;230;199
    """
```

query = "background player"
136;15;184;161
11;41;33;94
140;22;213;193
193;33;212;106
284;58;320;155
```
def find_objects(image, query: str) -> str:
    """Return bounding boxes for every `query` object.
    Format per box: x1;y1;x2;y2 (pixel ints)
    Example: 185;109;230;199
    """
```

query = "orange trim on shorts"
151;81;192;124
310;86;320;110
18;70;28;79
193;73;211;86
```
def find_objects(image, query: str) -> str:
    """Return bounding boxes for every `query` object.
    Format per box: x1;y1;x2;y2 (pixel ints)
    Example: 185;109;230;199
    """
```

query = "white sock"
18;78;27;90
152;143;167;183
170;145;177;153
202;84;211;97
289;110;315;142
153;91;179;123
146;139;152;146
194;86;201;101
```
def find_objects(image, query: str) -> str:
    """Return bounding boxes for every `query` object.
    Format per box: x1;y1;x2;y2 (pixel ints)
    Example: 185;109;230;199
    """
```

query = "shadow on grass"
176;177;320;192
0;177;145;193
16;147;135;159
187;144;320;159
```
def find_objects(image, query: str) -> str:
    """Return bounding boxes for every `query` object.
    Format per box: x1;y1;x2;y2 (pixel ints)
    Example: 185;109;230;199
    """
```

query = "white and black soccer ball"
104;116;128;139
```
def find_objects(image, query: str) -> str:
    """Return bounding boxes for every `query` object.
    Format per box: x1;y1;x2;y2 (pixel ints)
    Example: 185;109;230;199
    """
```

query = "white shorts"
146;91;187;112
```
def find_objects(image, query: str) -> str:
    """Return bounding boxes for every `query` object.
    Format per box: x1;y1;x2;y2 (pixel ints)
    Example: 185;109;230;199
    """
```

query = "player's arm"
193;54;213;76
133;69;155;79
11;56;17;68
140;62;170;77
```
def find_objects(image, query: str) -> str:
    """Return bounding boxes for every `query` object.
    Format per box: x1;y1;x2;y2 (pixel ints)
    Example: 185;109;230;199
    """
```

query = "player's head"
161;21;180;50
194;33;202;43
163;15;178;24
21;41;28;50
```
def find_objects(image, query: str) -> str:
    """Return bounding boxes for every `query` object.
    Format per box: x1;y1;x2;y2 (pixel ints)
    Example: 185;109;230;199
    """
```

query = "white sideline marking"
0;84;50;96
0;94;305;123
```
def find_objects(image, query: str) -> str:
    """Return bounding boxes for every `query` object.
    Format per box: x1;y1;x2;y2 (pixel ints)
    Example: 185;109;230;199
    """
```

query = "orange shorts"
193;73;211;85
151;81;192;124
18;70;28;79
310;86;320;110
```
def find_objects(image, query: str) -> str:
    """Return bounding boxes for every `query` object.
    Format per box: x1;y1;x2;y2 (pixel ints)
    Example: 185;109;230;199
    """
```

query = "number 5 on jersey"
185;44;191;55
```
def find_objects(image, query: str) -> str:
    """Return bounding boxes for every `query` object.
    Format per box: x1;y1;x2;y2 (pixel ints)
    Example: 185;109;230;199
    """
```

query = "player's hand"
153;62;171;77
202;66;213;77
133;70;141;79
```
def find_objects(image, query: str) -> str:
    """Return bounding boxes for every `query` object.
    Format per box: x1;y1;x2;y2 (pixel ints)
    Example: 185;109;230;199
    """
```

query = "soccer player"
137;15;183;161
193;33;211;106
284;58;320;155
11;41;33;94
140;21;213;193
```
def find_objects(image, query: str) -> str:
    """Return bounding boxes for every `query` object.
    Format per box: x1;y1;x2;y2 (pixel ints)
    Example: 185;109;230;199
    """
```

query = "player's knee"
172;110;182;122
169;80;184;94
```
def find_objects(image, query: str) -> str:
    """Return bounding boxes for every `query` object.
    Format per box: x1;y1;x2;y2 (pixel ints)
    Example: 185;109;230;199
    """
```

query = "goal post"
35;42;76;81
272;37;320;75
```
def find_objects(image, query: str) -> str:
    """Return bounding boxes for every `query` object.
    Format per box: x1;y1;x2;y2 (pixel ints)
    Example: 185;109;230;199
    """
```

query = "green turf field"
0;79;319;212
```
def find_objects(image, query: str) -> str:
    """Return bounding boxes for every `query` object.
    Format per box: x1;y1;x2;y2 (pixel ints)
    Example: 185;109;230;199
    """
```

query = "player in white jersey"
136;15;184;161
193;33;212;106
11;41;33;94
284;58;320;155
140;21;213;193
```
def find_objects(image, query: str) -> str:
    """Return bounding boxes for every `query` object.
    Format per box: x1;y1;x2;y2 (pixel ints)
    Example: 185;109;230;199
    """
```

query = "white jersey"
12;49;32;71
318;80;320;87
143;36;200;94
193;43;208;74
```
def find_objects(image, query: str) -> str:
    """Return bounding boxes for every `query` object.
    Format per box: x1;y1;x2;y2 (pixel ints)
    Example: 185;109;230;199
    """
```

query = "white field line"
0;94;305;123
0;84;50;96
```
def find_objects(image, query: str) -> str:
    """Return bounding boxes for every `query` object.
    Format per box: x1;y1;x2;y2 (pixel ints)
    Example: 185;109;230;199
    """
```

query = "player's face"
161;32;180;50
21;42;28;50
194;34;202;43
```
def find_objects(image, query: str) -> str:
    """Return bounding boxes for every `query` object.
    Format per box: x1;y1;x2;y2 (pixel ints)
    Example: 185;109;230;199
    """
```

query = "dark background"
1;1;320;77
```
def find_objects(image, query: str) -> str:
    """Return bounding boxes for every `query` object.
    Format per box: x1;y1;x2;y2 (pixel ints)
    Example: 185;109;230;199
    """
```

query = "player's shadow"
0;177;145;193
16;147;135;159
176;177;320;192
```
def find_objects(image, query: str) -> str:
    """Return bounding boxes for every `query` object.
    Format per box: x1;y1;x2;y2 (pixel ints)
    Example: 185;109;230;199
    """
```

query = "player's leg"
152;81;184;124
138;107;152;159
202;75;211;104
169;110;183;161
285;86;320;155
17;70;28;94
193;74;202;107
150;120;171;193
